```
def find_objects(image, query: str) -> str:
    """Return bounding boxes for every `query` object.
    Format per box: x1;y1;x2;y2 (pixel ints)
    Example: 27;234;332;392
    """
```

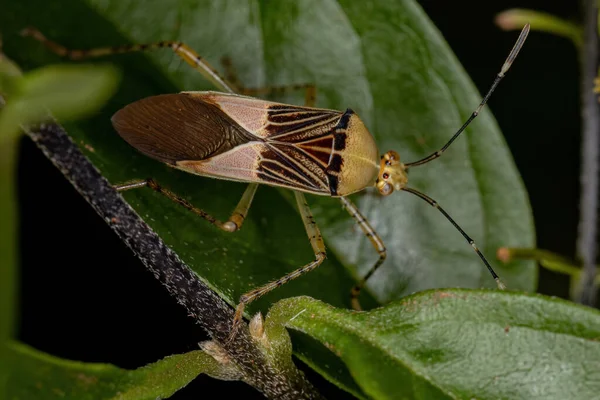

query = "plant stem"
495;9;583;48
577;0;600;306
0;121;17;395
25;122;322;399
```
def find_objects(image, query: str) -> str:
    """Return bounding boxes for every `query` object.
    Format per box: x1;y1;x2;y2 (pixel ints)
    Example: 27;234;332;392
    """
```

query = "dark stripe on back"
324;110;354;195
328;154;343;173
327;174;339;196
331;109;352;151
333;131;346;151
336;108;354;130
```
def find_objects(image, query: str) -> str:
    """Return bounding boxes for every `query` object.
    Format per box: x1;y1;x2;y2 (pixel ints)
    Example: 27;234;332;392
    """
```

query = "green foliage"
0;49;119;397
498;247;600;301
268;291;600;399
0;63;119;143
1;0;541;398
5;342;237;399
2;0;535;314
496;9;583;48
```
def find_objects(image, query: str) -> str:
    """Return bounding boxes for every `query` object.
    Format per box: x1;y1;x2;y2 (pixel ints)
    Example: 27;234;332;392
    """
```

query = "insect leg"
220;56;244;91
220;56;317;107
229;191;326;338
115;179;258;233
223;183;258;232
21;27;235;93
339;197;386;311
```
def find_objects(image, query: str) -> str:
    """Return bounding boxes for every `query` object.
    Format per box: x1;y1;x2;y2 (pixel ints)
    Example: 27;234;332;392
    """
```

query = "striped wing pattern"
256;105;349;195
114;92;353;195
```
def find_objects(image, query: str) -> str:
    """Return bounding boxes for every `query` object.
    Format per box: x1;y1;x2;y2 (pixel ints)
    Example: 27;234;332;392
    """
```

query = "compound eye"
379;182;393;196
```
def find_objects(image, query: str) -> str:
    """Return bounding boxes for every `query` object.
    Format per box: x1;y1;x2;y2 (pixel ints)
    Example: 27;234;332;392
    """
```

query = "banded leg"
230;191;326;338
22;27;319;104
21;27;235;93
116;179;258;233
221;56;317;107
340;197;387;311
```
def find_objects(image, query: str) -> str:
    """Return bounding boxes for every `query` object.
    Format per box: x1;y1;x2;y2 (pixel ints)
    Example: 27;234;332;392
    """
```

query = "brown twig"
25;121;323;399
577;0;600;306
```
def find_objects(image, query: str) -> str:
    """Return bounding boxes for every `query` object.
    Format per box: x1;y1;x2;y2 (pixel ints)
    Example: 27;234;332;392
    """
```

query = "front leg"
340;196;387;311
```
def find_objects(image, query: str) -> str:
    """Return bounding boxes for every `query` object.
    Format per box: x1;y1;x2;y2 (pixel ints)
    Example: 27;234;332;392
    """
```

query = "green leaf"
0;48;23;95
5;341;238;399
0;47;20;390
0;55;119;393
0;52;23;376
0;63;120;143
0;117;17;396
267;291;600;400
2;0;535;309
1;0;535;388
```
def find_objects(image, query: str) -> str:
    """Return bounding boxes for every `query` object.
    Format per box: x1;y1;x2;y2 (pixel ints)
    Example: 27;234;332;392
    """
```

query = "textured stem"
577;0;600;306
25;122;322;400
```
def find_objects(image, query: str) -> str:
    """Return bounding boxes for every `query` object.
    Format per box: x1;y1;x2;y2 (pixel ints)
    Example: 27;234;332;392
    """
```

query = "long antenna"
405;23;530;169
402;186;506;289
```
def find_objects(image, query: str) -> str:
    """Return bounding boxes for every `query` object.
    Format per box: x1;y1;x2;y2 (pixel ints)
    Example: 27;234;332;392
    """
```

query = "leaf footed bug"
22;23;530;338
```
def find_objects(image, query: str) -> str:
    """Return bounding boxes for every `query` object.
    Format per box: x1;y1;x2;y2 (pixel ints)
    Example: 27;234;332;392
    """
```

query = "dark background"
16;1;582;398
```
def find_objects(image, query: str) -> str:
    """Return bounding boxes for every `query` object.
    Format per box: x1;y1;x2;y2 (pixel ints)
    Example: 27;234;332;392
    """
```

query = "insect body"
23;24;530;335
112;92;380;197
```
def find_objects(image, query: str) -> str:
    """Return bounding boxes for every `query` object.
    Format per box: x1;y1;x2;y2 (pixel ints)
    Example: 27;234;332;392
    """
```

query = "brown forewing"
111;93;255;165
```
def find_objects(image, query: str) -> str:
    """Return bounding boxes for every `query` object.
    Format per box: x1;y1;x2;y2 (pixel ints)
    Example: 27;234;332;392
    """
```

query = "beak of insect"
376;150;409;196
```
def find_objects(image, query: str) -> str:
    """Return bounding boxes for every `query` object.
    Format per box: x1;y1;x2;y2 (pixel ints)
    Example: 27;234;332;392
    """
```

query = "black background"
16;1;583;398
